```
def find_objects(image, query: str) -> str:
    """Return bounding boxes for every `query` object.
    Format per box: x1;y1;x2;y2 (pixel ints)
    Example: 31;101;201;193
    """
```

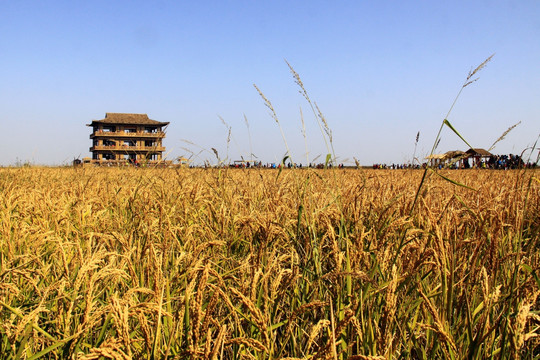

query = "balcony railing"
90;145;165;152
90;130;165;138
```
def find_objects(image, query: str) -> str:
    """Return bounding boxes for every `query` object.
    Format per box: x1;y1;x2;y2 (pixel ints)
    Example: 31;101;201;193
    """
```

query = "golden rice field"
0;166;539;359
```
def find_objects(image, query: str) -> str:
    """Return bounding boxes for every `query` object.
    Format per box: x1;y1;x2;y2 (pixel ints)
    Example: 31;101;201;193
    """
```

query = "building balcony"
90;145;165;152
90;131;165;139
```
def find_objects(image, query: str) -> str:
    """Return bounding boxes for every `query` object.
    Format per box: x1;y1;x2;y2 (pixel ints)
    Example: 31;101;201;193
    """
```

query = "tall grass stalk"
254;84;292;163
411;54;494;214
244;114;254;163
300;106;309;166
285;60;335;165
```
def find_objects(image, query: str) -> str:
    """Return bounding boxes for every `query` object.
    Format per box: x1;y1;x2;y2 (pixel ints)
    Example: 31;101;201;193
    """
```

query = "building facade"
88;113;169;162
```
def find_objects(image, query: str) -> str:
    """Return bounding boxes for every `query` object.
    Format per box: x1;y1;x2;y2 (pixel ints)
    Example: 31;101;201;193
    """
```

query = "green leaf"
270;320;287;331
522;264;540;290
0;301;55;342
277;155;289;179
443;119;473;149
96;314;112;346
296;204;304;240
27;334;78;360
324;153;332;169
15;323;32;360
429;168;477;191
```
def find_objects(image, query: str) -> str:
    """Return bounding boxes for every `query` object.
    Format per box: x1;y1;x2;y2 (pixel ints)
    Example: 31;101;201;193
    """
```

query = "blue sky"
1;0;539;166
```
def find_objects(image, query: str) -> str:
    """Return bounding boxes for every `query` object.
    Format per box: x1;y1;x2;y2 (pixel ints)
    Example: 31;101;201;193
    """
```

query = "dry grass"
0;166;539;359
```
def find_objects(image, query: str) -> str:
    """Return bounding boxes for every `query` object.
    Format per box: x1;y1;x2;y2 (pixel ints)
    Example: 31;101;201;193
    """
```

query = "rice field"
0;166;539;359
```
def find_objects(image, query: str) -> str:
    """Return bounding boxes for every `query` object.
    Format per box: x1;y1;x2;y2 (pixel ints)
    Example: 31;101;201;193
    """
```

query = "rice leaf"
324;153;332;169
443;119;473;149
277;155;289;179
27;334;79;360
429;168;477;191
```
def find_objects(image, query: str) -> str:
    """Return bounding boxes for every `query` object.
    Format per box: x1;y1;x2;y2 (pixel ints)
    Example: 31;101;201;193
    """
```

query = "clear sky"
1;0;539;166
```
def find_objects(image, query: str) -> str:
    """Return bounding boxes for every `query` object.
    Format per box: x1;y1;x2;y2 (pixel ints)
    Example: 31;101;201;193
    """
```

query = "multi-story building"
88;113;169;162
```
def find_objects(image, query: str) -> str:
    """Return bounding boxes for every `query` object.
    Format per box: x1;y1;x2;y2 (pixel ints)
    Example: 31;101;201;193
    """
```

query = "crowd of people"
182;152;538;170
227;161;346;169
452;153;535;169
485;154;530;169
372;153;537;170
372;163;423;169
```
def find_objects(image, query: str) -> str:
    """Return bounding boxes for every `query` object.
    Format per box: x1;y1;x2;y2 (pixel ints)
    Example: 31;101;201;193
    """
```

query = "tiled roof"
90;113;169;126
